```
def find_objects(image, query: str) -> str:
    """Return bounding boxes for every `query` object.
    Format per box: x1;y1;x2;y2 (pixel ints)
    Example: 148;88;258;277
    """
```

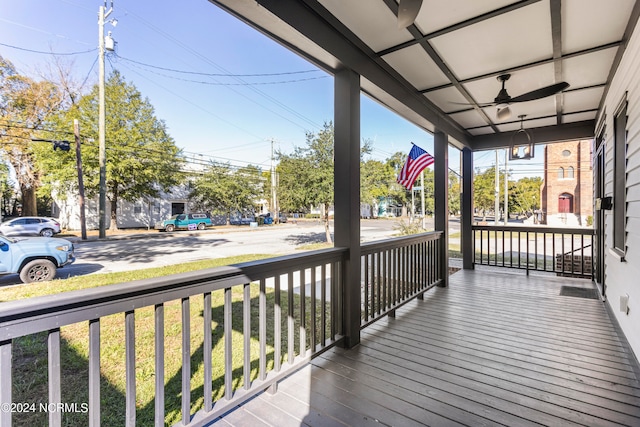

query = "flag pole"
421;170;426;230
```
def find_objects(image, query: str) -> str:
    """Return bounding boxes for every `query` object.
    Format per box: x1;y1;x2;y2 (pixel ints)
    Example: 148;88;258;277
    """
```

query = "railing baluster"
88;319;100;427
331;261;337;340
287;271;294;364
0;340;12;427
364;253;369;322
259;279;267;380
321;264;326;346
274;275;281;372
422;242;426;291
534;231;538;272
544;232;548;271
389;249;399;305
382;249;388;312
478;229;482;265
181;297;191;424
571;233;576;275
125;310;136;427
299;269;306;357
526;231;530;274
561;233;566;275
224;287;233;400
376;251;381;315
496;227;504;267
310;267;317;352
243;283;251;390
155;304;166;425
48;328;61;427
552;233;557;273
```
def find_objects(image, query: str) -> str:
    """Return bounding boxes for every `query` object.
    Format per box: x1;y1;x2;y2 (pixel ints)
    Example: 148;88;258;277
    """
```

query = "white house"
595;16;640;359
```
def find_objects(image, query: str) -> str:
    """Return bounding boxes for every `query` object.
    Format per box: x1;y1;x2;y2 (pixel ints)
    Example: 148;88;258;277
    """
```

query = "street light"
98;1;116;238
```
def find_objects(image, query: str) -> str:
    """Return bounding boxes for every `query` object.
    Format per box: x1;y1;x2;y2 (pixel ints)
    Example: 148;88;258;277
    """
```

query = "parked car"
230;214;256;225
0;216;61;237
155;213;213;232
0;235;75;283
278;213;288;223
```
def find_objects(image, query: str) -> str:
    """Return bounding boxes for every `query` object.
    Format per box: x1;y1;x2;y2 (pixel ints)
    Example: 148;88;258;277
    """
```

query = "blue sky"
0;0;540;177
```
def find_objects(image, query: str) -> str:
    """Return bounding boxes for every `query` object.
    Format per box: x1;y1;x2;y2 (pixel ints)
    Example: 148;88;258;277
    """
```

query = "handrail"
562;243;592;256
360;231;443;254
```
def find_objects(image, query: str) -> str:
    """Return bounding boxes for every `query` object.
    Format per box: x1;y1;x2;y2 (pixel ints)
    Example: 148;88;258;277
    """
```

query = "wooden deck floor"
215;269;640;426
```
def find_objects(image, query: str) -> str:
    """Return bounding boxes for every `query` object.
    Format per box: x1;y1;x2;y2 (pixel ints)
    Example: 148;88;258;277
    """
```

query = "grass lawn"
3;254;329;426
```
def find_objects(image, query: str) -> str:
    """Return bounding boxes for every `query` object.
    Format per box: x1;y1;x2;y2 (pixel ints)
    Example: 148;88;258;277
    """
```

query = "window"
134;205;142;214
562;149;571;157
613;99;627;255
557;167;564;179
567;166;575;179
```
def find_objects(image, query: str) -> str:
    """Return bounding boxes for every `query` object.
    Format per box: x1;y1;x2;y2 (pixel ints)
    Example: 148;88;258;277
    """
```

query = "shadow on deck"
218;269;640;426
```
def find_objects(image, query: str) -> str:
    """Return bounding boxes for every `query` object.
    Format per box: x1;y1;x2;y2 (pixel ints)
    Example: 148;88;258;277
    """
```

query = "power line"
0;41;96;56
115;55;322;77
120;7;326;131
119;58;329;86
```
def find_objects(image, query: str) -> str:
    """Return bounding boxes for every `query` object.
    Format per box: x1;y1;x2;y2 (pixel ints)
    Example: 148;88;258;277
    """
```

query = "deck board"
216;270;640;426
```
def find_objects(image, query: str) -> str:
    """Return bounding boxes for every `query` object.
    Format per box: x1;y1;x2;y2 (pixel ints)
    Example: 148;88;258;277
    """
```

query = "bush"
586;215;593;226
393;219;423;236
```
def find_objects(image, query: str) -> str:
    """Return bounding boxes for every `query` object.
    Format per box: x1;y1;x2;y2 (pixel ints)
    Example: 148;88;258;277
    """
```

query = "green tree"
473;166;498;220
381;151;411;215
278;122;334;243
361;159;395;213
189;162;263;224
0;55;65;215
449;170;461;215
510;176;542;216
0;161;14;218
37;70;184;229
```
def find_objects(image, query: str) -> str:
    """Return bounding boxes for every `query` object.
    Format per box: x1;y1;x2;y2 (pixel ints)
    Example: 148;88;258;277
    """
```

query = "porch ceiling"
210;0;640;150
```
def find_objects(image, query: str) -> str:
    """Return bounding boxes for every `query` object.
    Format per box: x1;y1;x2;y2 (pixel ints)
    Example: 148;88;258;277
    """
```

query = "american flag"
396;144;434;190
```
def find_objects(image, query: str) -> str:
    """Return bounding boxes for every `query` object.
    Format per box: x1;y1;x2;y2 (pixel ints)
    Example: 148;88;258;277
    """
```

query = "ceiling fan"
397;0;423;28
460;74;570;120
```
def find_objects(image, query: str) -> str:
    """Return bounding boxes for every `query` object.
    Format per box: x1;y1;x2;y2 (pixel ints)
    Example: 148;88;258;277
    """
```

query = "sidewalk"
59;222;299;243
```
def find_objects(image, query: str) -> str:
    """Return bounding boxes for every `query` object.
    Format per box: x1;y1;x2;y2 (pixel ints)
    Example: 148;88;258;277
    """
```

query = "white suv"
0;217;62;237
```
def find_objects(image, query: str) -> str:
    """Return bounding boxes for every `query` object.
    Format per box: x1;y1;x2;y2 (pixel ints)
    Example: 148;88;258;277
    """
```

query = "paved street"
0;218;451;287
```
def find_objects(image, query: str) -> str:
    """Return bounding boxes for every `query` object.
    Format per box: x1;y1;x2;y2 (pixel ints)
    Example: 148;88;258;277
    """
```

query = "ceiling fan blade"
398;0;423;28
449;101;495;108
509;82;570;103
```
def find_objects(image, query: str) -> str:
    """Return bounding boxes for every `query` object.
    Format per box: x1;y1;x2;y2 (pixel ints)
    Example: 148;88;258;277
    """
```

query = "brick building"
540;140;593;226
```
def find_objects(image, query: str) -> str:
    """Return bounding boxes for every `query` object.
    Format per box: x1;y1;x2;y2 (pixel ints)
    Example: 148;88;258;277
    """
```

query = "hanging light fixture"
509;115;534;160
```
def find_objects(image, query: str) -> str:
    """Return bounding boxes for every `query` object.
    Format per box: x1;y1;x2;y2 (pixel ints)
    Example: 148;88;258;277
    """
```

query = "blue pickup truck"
0;235;75;283
154;213;213;232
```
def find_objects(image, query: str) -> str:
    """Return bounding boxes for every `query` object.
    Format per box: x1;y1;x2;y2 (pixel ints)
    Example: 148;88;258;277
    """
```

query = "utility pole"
494;150;500;225
504;149;508;225
74;120;87;240
98;1;114;238
270;139;278;223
